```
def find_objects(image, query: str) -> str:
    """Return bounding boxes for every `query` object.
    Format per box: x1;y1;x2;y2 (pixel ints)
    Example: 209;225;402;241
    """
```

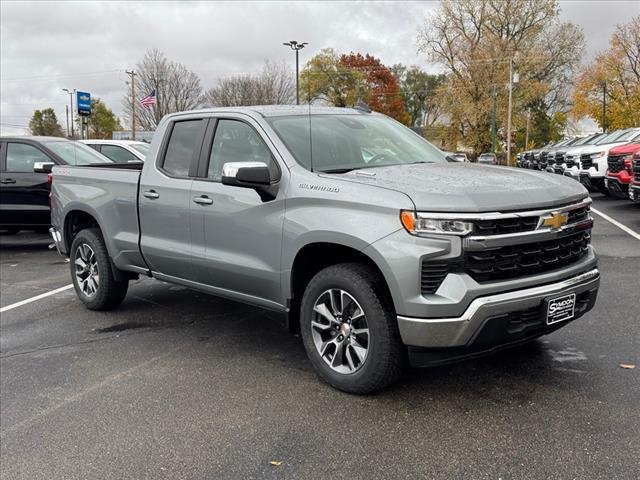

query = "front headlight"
400;211;473;236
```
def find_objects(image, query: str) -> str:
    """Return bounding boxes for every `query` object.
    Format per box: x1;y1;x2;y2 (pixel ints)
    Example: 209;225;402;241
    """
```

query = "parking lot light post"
283;40;308;105
62;88;76;138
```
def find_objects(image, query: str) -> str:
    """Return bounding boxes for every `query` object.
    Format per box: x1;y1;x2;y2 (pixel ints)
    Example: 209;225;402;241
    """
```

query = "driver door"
190;117;285;307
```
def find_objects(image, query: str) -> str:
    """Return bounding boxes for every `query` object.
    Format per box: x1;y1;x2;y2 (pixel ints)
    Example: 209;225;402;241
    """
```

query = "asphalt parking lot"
1;194;638;480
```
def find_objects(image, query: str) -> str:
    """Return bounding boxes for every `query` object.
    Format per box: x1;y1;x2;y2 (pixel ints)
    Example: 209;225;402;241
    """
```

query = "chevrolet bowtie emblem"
542;212;569;230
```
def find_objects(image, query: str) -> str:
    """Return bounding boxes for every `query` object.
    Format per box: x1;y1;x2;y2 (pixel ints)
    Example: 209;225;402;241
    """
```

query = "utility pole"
283;41;308;105
491;86;497;153
126;70;137;140
506;58;514;166
524;109;531;150
62;88;75;138
602;81;607;133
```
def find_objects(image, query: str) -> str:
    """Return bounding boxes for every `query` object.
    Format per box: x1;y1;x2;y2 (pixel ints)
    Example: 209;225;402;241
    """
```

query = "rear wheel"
300;263;405;394
70;228;128;310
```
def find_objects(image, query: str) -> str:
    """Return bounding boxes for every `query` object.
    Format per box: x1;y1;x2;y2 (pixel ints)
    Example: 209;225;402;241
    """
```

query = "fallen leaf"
619;363;635;369
269;461;283;466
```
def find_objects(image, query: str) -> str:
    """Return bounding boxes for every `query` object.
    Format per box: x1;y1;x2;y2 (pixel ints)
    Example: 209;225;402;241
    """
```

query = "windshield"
131;143;150;156
572;134;598;146
45;141;112;165
267;114;447;172
595;130;630;145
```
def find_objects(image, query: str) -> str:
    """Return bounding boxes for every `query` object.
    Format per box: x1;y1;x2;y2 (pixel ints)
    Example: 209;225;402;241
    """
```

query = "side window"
6;143;51;172
207;119;277;181
101;145;139;163
162;119;206;177
87;144;101;152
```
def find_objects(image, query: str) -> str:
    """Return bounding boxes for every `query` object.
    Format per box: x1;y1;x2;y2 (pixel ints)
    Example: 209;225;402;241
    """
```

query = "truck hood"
609;142;640;155
581;141;631;156
324;163;587;213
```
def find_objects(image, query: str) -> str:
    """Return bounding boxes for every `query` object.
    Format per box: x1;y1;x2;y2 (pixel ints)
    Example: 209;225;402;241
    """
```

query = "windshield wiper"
320;167;359;173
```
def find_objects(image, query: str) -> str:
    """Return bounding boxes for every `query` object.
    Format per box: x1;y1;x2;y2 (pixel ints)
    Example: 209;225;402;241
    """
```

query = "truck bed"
51;164;145;272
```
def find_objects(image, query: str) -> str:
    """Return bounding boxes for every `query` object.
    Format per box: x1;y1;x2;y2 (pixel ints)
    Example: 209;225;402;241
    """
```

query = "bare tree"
417;0;584;154
121;49;203;130
203;60;295;106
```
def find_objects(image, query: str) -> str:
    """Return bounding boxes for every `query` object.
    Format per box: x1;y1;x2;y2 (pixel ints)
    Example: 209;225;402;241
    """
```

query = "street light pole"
62;88;76;138
283;40;308;105
65;104;70;138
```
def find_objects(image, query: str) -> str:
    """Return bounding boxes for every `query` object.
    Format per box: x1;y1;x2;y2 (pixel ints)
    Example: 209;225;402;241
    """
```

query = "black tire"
598;184;611;196
70;228;128;310
300;263;405;394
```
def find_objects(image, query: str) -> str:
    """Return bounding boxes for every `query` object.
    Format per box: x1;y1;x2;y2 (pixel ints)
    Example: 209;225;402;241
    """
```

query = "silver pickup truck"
50;106;599;393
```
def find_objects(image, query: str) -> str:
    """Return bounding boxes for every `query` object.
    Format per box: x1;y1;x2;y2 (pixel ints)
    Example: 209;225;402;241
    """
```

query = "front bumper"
630;184;640;202
397;268;599;350
605;177;630;199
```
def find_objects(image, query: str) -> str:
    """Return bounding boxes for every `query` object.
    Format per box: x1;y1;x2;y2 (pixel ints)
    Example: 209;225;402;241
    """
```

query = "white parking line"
591;207;640;241
0;284;74;314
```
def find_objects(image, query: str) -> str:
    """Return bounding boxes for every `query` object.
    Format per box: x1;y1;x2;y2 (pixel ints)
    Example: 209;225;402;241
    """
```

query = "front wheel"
300;263;405;394
70;228;129;310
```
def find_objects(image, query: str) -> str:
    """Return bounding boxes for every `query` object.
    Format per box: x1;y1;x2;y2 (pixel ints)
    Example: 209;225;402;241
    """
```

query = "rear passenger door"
139;117;207;280
0;141;57;227
189;116;286;307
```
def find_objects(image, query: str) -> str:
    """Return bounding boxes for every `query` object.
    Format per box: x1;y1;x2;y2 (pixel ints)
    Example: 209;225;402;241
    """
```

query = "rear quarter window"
161;119;206;177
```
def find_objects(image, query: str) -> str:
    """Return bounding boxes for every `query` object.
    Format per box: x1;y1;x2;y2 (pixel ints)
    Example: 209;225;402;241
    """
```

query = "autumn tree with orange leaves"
572;16;640;130
339;53;410;125
300;49;410;124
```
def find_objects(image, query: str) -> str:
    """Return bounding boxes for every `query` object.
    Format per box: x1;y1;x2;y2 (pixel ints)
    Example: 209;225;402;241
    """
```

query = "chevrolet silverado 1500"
50;106;599;393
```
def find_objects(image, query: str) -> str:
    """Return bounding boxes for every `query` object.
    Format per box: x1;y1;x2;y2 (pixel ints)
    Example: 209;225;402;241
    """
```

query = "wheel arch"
286;241;396;332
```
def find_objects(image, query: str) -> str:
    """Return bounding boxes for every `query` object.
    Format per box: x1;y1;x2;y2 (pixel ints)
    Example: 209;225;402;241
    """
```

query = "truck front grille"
465;230;590;283
634;159;640;181
580;154;594;170
565;156;579;169
474;216;538;235
607;154;625;174
421;261;450;294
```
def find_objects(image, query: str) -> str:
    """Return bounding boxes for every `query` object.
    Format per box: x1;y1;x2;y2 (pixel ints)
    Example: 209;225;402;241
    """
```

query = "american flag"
141;89;157;108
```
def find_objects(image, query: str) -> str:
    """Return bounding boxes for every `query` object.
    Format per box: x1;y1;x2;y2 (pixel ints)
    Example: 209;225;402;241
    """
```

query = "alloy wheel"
74;243;99;297
311;289;370;374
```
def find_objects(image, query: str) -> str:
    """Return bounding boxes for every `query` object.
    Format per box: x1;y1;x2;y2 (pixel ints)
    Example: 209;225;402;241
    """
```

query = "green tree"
28;108;64;136
76;98;122;139
392;65;445;127
300;48;369;107
514;101;566;149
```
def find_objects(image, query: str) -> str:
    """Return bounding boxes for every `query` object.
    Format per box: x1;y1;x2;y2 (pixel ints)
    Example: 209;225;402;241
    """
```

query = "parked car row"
516;127;640;203
0;137;148;233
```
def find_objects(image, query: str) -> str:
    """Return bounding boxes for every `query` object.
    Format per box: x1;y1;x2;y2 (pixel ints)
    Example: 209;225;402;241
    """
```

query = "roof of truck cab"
168;105;375;118
0;136;74;142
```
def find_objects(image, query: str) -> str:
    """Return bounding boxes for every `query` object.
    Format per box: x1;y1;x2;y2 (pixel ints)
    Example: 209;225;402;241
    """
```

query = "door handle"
143;190;159;199
0;179;16;184
193;195;213;205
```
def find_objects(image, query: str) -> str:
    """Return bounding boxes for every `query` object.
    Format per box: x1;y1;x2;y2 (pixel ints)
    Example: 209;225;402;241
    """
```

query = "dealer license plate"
546;293;576;325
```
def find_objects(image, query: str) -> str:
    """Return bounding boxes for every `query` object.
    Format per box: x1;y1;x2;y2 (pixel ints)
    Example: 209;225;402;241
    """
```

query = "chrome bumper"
49;227;64;255
397;268;599;348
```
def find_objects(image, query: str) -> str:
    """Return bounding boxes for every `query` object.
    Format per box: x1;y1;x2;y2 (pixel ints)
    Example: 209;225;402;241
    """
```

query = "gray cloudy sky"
1;0;636;135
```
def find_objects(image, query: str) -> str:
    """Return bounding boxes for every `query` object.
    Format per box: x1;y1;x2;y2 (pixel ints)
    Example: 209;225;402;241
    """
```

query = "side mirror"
221;162;277;201
34;162;55;173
